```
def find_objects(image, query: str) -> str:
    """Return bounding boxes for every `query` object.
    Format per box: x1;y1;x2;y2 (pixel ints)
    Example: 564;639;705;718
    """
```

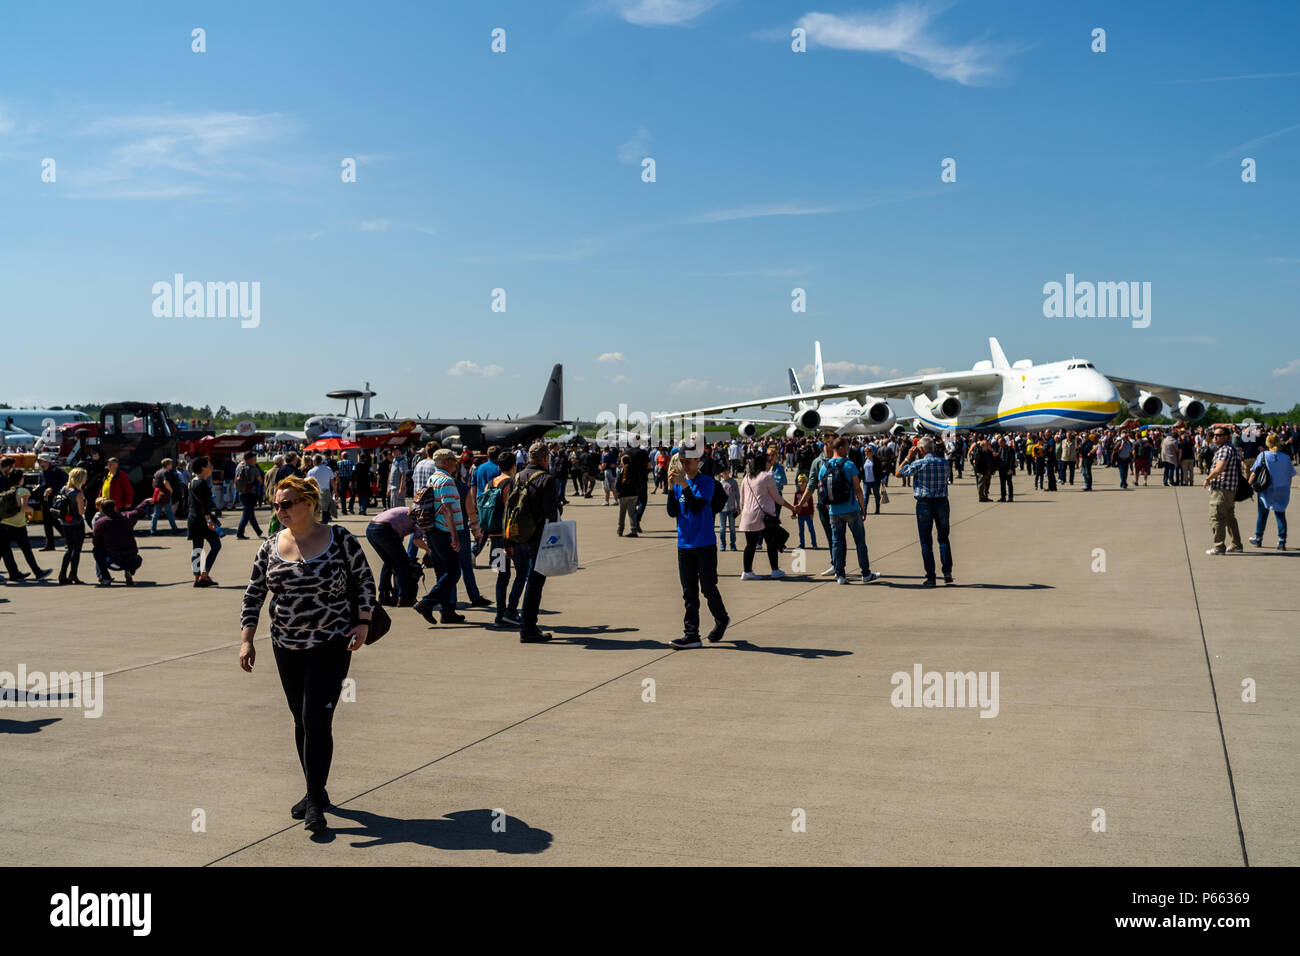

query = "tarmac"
1;462;1294;866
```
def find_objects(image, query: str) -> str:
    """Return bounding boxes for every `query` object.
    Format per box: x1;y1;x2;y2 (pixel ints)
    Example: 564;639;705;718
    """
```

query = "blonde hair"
1266;433;1281;451
68;467;88;489
275;474;321;521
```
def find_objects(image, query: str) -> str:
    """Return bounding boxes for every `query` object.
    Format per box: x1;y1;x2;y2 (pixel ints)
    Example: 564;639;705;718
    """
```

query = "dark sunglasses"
273;498;305;511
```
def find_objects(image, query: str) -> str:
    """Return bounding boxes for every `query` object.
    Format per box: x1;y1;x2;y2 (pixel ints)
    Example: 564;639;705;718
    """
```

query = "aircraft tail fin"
988;337;1011;370
814;341;825;391
529;364;564;421
788;367;803;396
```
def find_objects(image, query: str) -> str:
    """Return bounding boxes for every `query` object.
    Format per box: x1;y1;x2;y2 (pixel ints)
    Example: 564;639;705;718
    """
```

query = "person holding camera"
666;440;729;649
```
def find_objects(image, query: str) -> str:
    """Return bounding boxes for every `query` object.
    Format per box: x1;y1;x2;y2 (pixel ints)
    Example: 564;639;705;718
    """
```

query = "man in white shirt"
305;454;338;524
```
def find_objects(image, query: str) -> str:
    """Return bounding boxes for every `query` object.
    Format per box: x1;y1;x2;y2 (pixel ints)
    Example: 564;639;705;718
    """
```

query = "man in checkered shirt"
1203;426;1244;555
896;436;954;587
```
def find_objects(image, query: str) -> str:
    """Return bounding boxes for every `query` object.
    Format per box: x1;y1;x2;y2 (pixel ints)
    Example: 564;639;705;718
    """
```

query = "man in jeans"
896;436;953;587
234;451;264;539
509;441;560;644
413;450;468;625
1203;427;1244;555
815;437;882;586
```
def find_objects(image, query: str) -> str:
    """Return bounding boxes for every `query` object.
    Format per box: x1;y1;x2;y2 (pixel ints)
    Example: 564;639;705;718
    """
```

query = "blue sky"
1;0;1298;418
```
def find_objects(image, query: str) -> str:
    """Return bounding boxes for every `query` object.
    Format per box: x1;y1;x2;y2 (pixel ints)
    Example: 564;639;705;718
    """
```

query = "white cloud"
687;201;849;224
360;219;391;232
448;361;505;377
611;0;722;27
71;111;283;197
670;378;709;393
799;361;903;380
611;374;633;384
1273;359;1300;376
618;127;652;164
913;366;945;375
796;3;1013;85
598;352;625;363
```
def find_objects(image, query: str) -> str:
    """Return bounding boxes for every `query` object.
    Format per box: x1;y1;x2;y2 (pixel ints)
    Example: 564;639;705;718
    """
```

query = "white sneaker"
861;571;882;584
1205;549;1223;556
770;568;786;579
836;576;849;585
819;566;836;577
740;571;761;580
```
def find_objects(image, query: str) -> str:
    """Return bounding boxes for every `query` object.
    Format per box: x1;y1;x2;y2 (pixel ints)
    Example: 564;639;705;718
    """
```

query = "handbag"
335;526;391;644
1250;458;1272;493
880;487;890;504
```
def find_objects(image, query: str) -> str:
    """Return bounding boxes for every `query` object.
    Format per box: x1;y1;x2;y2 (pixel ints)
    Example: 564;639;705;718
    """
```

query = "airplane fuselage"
910;361;1123;433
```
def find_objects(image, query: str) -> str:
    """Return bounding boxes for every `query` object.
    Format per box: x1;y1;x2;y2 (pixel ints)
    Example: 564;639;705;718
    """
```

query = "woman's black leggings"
273;637;352;796
189;524;221;574
743;529;778;573
61;522;85;580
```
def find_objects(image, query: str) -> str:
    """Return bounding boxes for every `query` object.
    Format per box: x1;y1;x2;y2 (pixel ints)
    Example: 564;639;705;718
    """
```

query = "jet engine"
933;392;962;420
1173;397;1206;423
785;424;805;439
796;407;821;431
1130;391;1164;418
737;421;759;439
862;399;895;430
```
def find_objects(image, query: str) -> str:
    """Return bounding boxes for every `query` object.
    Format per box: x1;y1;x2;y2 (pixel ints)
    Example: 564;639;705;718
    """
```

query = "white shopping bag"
534;520;578;576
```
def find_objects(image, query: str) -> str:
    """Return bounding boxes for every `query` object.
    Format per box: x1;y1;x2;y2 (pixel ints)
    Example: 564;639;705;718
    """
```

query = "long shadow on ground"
319;806;553;853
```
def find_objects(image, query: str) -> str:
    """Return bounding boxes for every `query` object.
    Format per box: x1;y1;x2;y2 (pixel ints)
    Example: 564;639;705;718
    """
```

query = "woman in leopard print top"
239;475;376;833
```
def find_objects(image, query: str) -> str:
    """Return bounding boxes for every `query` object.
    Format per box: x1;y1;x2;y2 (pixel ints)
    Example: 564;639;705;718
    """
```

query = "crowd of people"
3;418;1296;835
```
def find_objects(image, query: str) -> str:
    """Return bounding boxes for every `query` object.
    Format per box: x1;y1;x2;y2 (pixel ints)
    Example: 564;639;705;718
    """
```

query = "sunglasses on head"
274;497;305;511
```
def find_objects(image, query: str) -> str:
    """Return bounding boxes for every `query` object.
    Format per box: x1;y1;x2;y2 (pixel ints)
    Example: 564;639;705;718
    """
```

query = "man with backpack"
234;451;264;539
502;441;559;643
815;437;882;586
412;449;468;626
666;437;730;649
36;455;68;551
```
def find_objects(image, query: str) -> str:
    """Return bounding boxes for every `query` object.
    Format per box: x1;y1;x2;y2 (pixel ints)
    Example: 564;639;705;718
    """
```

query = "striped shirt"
428;469;463;533
897;453;950;499
411;456;438;489
1209;444;1241;491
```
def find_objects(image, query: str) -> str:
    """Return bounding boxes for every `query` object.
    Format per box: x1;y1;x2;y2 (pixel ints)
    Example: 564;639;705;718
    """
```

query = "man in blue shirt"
896;436;954;587
666;435;729;649
815;437;882;586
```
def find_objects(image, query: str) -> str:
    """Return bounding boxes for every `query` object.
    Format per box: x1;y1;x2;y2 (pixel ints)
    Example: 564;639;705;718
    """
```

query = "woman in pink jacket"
737;450;795;580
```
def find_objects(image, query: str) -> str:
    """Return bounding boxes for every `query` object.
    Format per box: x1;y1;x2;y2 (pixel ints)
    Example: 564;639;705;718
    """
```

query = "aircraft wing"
1106;376;1261;407
656;369;1004;418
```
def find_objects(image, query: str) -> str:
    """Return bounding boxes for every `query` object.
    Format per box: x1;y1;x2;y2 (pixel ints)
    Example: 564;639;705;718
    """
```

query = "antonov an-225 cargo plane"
660;338;1259;434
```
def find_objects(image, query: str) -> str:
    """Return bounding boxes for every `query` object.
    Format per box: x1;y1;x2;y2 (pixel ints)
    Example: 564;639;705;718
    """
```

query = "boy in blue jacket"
666;435;730;649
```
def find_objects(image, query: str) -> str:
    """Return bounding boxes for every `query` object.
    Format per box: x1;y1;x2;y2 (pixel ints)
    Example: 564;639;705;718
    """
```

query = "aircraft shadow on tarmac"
315;806;553;853
0;717;63;734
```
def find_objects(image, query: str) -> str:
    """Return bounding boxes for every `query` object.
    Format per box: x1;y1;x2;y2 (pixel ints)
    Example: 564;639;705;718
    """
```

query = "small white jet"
659;338;1258;434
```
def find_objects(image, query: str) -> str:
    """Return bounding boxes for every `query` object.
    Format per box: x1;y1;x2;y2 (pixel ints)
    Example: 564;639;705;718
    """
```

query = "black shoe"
291;789;329;820
440;611;467;624
469;597;492;608
195;578;218;588
705;617;730;643
617;530;623;536
34;568;52;580
670;634;703;649
943;575;954;584
625;532;638;538
921;578;937;588
519;629;552;643
96;577;112;587
124;571;134;586
415;603;438;626
303;796;328;833
236;534;248;540
498;612;521;627
39;546;57;552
